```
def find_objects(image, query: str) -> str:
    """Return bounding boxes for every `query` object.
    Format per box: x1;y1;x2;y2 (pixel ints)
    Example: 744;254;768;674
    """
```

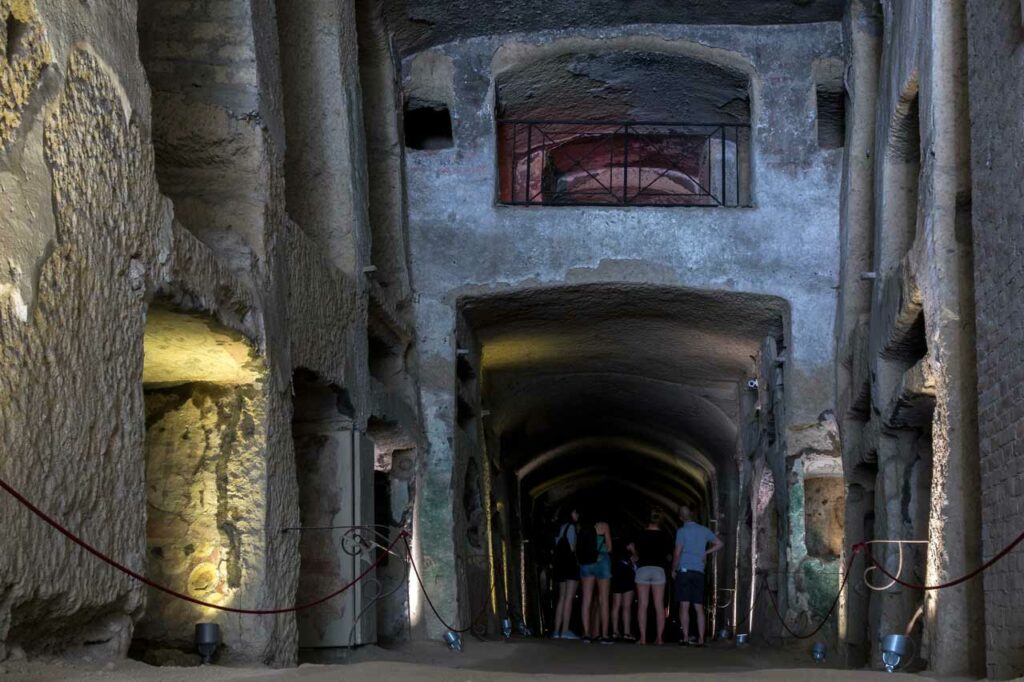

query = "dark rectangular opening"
816;85;846;149
404;101;453;150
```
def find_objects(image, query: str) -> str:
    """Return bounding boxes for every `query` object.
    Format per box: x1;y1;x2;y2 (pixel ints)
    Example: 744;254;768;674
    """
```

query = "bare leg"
598;578;611;638
553;582;566;635
622;590;634;637
561;580;577;634
696;604;706;645
680;601;691;643
611;593;622;636
652;583;666;644
637;584;650;644
581;577;595;638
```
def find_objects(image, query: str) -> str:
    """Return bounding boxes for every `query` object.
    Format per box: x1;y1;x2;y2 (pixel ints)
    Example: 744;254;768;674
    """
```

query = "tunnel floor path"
2;640;953;681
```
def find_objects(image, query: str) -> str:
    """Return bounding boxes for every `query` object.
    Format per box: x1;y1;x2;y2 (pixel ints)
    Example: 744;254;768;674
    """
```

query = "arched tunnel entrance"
452;284;790;642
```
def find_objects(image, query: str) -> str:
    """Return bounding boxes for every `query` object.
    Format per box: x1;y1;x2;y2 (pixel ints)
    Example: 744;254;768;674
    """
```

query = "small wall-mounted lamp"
362;265;378;275
860;271;877;280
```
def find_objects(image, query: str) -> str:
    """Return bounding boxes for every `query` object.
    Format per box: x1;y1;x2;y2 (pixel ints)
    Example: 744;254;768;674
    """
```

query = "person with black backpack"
551;508;581;639
577;511;614;643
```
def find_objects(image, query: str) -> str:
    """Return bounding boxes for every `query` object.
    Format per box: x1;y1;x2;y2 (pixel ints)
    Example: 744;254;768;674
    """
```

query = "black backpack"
576;524;599;565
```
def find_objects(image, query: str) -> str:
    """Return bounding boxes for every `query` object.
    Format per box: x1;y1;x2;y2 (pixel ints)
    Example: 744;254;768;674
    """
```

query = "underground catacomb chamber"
451;284;792;638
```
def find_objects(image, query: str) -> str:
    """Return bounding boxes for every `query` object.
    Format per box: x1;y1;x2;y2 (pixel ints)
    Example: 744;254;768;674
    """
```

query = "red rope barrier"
402;534;488;634
0;475;402;615
856;528;1024;591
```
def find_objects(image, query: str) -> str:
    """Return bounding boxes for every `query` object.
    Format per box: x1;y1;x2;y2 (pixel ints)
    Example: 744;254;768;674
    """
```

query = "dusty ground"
0;639;967;682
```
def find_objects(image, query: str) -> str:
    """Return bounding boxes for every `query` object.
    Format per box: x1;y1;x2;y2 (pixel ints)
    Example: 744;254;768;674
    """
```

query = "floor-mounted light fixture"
444;631;463;652
881;634;915;672
194;623;220;665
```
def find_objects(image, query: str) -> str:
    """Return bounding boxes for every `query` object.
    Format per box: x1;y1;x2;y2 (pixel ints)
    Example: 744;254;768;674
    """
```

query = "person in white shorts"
633;508;674;645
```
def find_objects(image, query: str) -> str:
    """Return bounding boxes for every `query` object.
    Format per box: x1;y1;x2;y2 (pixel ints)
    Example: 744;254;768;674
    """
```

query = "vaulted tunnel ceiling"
497;51;750;123
461;284;787;519
382;0;846;56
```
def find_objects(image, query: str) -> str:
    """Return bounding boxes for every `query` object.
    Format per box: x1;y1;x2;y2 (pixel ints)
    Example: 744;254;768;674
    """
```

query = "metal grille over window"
498;121;752;207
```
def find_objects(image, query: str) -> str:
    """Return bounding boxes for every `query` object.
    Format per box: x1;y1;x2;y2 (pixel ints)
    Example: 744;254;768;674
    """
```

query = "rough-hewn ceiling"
383;0;845;56
497;51;750;122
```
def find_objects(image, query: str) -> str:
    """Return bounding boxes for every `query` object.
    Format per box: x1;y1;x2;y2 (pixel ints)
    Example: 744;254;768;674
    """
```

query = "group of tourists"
550;504;724;646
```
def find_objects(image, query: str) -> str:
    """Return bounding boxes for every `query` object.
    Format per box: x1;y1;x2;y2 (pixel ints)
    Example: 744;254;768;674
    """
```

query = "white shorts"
634;566;666;585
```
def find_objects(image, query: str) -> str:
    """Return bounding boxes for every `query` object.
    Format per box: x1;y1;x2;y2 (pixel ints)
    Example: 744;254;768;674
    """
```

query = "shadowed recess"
460;283;787;539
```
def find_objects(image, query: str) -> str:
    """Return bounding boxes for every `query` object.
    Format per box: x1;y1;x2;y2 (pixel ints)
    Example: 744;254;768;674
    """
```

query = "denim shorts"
579;553;612;579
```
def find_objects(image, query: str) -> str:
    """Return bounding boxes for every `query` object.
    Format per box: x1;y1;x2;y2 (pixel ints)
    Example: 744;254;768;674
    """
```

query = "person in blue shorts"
671;504;724;647
577;512;613;643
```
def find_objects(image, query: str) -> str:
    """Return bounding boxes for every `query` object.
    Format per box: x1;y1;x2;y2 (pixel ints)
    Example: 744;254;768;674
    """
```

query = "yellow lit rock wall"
135;383;266;652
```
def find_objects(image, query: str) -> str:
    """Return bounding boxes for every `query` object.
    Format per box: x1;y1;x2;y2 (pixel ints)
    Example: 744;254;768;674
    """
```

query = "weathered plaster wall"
833;1;881;666
357;0;414;308
275;0;371;277
0;0;405;666
0;34;160;661
966;0;1024;678
405;22;843;633
139;0;271;276
835;0;982;675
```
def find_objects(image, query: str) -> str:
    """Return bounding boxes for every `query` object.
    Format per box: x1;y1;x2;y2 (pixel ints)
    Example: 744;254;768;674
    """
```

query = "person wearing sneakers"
672;504;724;647
550;508;581;640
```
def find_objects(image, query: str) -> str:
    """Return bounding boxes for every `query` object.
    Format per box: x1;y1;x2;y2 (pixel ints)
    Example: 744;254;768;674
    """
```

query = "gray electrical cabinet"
296;429;376;648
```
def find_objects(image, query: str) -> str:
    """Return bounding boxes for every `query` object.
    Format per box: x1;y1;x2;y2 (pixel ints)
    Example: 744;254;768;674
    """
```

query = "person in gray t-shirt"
671;504;724;646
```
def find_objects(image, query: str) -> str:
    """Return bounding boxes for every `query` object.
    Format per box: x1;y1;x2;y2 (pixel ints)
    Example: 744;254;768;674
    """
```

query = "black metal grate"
498;120;751;208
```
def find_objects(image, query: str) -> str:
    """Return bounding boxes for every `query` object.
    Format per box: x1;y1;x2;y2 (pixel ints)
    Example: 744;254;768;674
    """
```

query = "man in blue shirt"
671;504;724;647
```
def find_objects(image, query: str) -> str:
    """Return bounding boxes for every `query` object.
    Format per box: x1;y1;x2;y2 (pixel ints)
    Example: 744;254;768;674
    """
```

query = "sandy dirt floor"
0;639;973;682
